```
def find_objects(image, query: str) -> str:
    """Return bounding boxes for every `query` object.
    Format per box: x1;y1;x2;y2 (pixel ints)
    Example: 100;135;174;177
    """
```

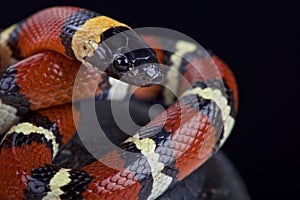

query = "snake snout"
118;63;163;86
136;63;163;86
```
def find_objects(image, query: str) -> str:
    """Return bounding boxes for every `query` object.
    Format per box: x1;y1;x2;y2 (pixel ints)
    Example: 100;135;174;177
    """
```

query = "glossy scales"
0;6;238;200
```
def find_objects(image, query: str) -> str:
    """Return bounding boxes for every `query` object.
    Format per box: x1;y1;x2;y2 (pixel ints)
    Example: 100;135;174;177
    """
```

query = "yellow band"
72;16;130;62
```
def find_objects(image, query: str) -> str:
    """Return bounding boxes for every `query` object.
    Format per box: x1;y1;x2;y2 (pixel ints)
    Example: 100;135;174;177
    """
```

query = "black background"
0;0;299;199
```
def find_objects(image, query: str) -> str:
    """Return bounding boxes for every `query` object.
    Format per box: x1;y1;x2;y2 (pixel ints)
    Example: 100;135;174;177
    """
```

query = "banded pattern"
0;6;238;200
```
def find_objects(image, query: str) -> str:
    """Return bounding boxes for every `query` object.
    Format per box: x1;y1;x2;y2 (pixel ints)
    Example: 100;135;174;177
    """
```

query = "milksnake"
0;6;238;200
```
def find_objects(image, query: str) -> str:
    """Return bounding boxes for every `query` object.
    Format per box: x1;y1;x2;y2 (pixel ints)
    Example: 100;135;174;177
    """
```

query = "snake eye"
113;55;130;72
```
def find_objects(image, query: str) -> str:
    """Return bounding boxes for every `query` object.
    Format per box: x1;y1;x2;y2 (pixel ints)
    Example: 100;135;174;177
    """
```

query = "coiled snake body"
0;6;238;200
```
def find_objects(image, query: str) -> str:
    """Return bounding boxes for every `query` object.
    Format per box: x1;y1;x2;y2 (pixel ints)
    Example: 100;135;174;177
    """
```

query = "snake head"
106;49;163;86
84;27;163;86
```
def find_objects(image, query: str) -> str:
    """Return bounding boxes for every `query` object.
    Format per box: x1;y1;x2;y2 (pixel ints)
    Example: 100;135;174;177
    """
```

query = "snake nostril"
146;67;156;78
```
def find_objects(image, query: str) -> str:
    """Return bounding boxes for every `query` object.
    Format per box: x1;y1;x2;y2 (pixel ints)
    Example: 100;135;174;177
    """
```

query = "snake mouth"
119;63;163;86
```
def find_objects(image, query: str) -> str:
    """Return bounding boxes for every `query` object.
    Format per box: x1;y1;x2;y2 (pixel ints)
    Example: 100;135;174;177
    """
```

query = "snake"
0;6;238;200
